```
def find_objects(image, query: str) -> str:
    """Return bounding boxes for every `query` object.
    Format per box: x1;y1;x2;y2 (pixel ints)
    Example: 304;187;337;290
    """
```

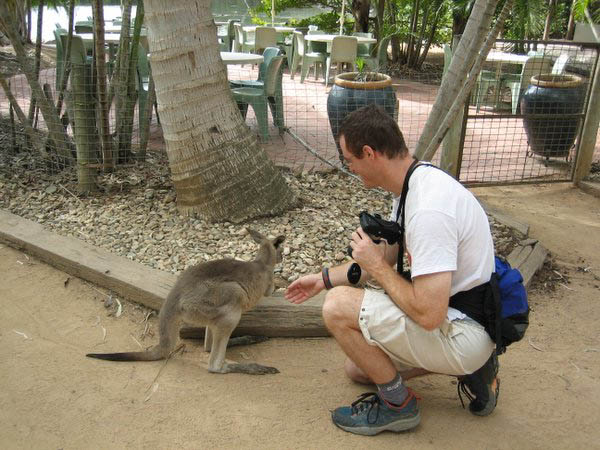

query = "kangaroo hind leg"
207;309;278;375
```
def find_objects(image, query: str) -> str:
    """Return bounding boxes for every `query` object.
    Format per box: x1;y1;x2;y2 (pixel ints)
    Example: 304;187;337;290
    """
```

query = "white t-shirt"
390;165;495;320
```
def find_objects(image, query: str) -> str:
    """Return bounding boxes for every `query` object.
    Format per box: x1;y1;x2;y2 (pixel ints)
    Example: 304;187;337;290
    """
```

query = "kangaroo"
86;229;285;375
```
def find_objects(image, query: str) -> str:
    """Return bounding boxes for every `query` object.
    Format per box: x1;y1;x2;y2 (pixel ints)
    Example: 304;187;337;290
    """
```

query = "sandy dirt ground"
1;182;599;449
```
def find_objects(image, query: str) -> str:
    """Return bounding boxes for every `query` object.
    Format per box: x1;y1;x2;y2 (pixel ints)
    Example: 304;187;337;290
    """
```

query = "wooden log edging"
0;205;547;337
0;209;327;337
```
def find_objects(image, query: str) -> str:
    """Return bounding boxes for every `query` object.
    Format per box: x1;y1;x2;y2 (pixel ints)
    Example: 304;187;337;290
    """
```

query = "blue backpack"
488;256;530;354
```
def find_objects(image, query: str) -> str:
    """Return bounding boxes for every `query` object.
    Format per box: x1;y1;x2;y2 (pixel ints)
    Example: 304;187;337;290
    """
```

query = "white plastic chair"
290;31;327;82
443;44;452;75
503;56;553;114
325;36;358;87
551;54;570;75
254;26;277;54
233;23;254;53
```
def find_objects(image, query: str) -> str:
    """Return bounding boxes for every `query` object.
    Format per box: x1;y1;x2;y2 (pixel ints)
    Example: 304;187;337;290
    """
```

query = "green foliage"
289;11;354;34
503;0;546;40
572;0;600;23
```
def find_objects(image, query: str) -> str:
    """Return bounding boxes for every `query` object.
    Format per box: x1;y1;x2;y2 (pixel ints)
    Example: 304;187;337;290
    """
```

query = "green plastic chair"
231;55;285;140
53;28;66;90
352;32;373;59
137;44;159;130
229;47;281;89
443;43;452;75
225;19;239;51
363;34;393;72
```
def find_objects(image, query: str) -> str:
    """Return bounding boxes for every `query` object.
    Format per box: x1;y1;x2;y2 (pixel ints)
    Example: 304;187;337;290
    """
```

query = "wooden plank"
181;293;327;338
478;200;530;238
519;242;548;287
507;245;533;270
0;210;328;337
578;180;600;199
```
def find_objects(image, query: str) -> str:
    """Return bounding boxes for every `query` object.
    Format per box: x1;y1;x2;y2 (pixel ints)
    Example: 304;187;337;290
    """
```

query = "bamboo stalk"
0;76;47;157
92;0;114;169
418;0;513;162
0;1;70;160
413;0;500;159
27;0;43;124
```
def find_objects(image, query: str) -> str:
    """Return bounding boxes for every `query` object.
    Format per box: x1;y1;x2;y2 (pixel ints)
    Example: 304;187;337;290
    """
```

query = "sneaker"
331;391;420;436
457;351;500;416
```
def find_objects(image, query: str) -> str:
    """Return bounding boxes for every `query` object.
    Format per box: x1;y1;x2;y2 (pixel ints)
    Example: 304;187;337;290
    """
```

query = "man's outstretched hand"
284;273;324;304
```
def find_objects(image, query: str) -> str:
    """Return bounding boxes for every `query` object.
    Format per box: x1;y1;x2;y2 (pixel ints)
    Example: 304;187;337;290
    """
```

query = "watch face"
347;263;362;284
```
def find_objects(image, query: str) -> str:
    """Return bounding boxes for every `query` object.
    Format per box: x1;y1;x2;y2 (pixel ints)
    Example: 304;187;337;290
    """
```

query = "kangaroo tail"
86;345;165;362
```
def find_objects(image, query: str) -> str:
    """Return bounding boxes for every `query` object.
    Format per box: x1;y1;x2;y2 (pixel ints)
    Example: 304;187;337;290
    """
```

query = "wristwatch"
347;263;362;285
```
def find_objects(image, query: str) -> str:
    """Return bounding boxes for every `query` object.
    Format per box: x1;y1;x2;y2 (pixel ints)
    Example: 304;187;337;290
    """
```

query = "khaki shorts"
359;288;495;376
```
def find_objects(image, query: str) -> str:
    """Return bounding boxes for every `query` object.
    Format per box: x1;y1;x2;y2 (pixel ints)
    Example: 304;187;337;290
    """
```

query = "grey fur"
86;229;285;375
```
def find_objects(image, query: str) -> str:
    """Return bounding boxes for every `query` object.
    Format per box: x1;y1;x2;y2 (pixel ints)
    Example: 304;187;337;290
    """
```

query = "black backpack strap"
489;273;504;354
395;159;437;278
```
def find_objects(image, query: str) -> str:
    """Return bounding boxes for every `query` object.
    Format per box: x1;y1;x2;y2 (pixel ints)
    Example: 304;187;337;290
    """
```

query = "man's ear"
363;145;376;159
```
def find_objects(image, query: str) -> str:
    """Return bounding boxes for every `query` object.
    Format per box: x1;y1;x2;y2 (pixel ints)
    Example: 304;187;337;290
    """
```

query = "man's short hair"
338;104;408;159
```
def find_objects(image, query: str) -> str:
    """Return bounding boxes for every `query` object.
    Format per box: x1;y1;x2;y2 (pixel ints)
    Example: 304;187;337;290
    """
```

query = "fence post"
573;52;600;184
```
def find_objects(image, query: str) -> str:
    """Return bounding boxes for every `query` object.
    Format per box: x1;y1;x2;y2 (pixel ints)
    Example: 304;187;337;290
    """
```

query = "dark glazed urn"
520;74;585;159
327;72;397;163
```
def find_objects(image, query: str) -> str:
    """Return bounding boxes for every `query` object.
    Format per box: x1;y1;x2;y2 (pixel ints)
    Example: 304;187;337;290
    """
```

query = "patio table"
242;25;295;33
483;51;530;110
220;51;264;66
304;33;376;53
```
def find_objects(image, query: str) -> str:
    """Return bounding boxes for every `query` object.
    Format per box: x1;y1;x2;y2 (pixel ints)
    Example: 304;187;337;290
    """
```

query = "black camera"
347;211;401;284
347;211;401;258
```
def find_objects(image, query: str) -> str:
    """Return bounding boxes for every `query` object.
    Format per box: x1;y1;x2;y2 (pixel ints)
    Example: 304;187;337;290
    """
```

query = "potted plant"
521;73;586;160
327;58;397;164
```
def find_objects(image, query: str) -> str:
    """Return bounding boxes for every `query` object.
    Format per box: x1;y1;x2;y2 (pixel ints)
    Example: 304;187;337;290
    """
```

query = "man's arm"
284;238;399;304
350;228;451;330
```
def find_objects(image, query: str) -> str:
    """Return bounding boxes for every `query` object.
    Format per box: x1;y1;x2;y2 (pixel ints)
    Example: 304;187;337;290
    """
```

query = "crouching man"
285;104;499;436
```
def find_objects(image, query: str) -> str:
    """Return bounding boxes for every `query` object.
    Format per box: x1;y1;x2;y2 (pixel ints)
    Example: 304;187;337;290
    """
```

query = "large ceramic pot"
327;72;397;163
520;74;585;159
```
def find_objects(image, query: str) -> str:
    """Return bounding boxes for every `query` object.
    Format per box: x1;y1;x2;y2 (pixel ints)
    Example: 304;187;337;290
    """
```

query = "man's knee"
322;286;362;330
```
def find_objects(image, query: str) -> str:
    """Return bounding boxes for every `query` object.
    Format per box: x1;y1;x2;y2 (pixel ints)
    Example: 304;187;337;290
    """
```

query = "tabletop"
486;51;529;64
220;51;264;65
77;33;121;44
304;34;377;45
242;25;295;33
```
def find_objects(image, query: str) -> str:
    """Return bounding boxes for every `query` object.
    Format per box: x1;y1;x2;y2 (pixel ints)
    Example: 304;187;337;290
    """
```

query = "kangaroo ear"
246;228;265;244
273;235;285;248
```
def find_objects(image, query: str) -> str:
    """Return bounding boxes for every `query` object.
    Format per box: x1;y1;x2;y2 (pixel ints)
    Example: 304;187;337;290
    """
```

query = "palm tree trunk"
144;0;296;222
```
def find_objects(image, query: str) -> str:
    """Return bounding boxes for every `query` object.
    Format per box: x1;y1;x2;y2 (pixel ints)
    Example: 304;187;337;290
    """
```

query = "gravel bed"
0;147;521;289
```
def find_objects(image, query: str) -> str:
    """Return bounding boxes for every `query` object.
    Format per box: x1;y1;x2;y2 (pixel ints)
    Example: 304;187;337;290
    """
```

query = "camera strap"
395;158;436;278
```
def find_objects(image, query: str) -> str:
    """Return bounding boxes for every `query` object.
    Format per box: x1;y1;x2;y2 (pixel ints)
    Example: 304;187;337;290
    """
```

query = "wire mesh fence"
460;39;600;185
1;37;599;188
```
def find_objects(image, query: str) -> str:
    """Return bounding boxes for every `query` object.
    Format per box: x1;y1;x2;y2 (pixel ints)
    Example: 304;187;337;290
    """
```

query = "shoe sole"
333;412;421;436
